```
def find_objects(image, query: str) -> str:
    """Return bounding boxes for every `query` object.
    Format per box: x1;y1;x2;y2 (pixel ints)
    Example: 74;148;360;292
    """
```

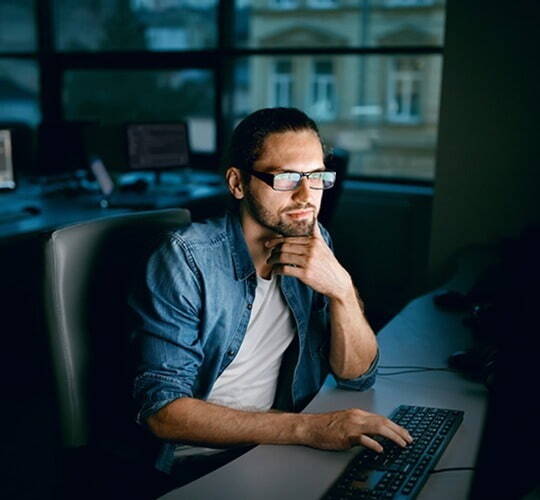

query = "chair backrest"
43;208;191;447
319;147;349;227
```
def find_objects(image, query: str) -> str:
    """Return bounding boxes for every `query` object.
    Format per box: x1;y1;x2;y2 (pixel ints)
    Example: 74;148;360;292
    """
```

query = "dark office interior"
1;1;539;499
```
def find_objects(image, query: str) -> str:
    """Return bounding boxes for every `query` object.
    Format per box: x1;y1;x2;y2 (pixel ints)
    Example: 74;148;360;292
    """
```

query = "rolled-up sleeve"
333;348;379;391
129;234;203;426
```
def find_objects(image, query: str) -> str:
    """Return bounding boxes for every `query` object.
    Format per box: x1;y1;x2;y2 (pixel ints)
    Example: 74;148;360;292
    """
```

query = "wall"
428;0;540;285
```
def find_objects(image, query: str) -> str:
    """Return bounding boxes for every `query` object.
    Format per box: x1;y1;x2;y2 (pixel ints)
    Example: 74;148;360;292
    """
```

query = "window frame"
0;0;444;184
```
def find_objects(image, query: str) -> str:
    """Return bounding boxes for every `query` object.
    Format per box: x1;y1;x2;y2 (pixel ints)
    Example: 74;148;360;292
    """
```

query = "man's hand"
265;223;352;301
299;408;413;453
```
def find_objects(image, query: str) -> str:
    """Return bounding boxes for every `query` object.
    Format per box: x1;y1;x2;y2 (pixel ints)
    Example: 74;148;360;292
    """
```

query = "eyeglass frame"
241;168;336;191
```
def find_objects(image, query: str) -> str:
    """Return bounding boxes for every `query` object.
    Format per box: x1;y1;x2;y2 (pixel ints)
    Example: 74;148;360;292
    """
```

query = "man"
129;107;411;482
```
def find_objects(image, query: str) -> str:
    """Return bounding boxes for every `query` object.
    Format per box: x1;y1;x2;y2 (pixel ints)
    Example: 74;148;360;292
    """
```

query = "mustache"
280;203;317;213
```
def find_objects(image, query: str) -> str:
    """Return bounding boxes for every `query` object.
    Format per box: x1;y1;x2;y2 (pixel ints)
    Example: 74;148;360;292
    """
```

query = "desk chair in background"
43;208;191;499
319;147;349;228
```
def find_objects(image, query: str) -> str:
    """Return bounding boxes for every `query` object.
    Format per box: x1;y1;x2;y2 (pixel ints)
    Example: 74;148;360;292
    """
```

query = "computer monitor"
468;227;540;499
0;129;15;190
126;122;190;171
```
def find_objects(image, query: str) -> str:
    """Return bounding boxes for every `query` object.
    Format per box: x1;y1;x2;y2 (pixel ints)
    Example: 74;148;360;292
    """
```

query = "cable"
430;467;475;474
379;365;451;370
378;365;456;376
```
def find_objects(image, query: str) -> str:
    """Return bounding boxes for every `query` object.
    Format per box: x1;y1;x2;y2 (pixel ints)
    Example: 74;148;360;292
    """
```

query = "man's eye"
277;173;300;181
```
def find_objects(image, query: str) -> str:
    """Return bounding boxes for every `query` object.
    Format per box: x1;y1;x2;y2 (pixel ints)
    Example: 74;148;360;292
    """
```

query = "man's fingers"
272;264;303;277
267;252;305;268
271;242;310;256
376;426;409;448
358;435;384;454
265;236;311;249
387;420;413;444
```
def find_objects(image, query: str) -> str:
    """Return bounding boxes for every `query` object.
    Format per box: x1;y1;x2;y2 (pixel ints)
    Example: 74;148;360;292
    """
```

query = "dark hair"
226;107;325;172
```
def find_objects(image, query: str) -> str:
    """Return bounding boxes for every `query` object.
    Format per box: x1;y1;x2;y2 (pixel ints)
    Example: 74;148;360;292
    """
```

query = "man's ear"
226;167;245;200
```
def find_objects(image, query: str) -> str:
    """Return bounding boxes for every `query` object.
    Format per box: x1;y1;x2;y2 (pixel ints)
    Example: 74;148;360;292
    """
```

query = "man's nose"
292;177;311;203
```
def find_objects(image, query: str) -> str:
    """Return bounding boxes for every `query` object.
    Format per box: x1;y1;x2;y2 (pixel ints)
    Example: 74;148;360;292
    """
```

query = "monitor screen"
0;130;15;190
126;123;190;170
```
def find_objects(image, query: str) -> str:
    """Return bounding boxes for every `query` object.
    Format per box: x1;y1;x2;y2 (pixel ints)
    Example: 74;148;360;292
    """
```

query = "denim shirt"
128;211;378;474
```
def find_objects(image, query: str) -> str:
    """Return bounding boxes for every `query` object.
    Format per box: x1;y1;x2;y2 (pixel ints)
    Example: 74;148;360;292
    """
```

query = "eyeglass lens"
273;172;335;190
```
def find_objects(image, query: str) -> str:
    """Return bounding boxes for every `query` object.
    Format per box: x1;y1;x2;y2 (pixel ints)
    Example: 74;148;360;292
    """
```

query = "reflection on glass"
54;0;218;51
235;0;445;48
0;0;36;52
0;60;40;126
233;55;442;181
63;69;215;153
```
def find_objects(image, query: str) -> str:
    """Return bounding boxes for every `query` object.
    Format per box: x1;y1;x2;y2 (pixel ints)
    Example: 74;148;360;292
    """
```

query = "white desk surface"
161;287;488;500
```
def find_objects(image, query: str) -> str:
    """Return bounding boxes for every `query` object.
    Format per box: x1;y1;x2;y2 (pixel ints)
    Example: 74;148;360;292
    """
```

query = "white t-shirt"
174;273;295;458
207;273;295;411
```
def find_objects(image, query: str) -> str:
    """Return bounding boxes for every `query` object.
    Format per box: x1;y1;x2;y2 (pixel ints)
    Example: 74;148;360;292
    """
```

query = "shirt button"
228;349;235;357
247;303;252;310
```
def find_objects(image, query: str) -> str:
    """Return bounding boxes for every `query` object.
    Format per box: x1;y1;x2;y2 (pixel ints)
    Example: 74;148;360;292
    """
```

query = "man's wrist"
329;275;356;304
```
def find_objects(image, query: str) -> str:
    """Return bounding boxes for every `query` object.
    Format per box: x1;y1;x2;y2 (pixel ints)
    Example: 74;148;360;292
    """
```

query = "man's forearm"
147;397;307;446
146;397;412;453
328;284;378;380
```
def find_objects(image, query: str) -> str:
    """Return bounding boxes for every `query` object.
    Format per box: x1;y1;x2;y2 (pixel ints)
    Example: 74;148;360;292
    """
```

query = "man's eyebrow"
267;166;327;174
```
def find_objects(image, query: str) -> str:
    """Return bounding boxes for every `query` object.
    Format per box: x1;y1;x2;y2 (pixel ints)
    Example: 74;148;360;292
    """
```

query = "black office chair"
43;208;191;499
319;147;349;227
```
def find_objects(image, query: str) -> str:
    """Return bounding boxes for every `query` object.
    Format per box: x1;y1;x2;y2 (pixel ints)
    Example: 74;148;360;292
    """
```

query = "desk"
0;170;228;241
161;284;488;500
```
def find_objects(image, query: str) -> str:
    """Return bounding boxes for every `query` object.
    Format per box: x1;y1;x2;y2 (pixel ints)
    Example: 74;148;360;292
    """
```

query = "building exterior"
245;0;445;179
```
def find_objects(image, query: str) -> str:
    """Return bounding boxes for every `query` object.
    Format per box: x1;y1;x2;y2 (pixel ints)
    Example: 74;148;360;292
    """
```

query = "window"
385;0;435;7
0;60;40;127
54;0;218;51
269;0;299;10
0;0;40;130
0;1;36;52
310;60;336;121
270;60;293;107
307;0;337;9
0;1;446;182
387;57;422;123
64;69;215;153
234;55;441;182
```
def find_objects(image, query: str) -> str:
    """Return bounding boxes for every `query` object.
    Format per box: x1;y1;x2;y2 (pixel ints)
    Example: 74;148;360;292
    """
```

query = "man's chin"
278;218;315;237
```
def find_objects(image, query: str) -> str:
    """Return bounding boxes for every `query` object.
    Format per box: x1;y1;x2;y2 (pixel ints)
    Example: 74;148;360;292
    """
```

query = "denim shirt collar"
226;210;257;282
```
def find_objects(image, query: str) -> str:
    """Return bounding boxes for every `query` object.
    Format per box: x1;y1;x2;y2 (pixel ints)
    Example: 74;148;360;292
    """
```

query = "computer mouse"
22;205;41;216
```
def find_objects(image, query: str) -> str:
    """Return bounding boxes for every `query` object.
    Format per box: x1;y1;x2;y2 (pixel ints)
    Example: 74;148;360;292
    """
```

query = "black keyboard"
323;405;464;499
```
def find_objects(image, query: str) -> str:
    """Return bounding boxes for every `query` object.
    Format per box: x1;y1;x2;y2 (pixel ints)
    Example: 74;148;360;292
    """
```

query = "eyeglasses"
245;169;336;191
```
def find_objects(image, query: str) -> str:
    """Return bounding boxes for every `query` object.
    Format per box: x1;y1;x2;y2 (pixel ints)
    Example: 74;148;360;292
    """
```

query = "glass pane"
232;55;442;181
0;0;36;52
54;0;218;51
235;0;445;48
63;69;215;154
0;59;40;126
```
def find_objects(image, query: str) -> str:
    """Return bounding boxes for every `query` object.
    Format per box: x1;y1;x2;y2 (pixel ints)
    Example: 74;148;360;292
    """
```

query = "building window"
268;0;299;10
310;60;336;121
270;60;293;107
385;0;434;7
307;0;337;9
387;57;422;123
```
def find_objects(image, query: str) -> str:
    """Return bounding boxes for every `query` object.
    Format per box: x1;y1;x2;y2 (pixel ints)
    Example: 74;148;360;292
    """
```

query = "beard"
243;186;317;237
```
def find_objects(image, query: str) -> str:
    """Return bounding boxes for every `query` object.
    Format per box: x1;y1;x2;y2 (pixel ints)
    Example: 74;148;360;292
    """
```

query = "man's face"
241;129;325;237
